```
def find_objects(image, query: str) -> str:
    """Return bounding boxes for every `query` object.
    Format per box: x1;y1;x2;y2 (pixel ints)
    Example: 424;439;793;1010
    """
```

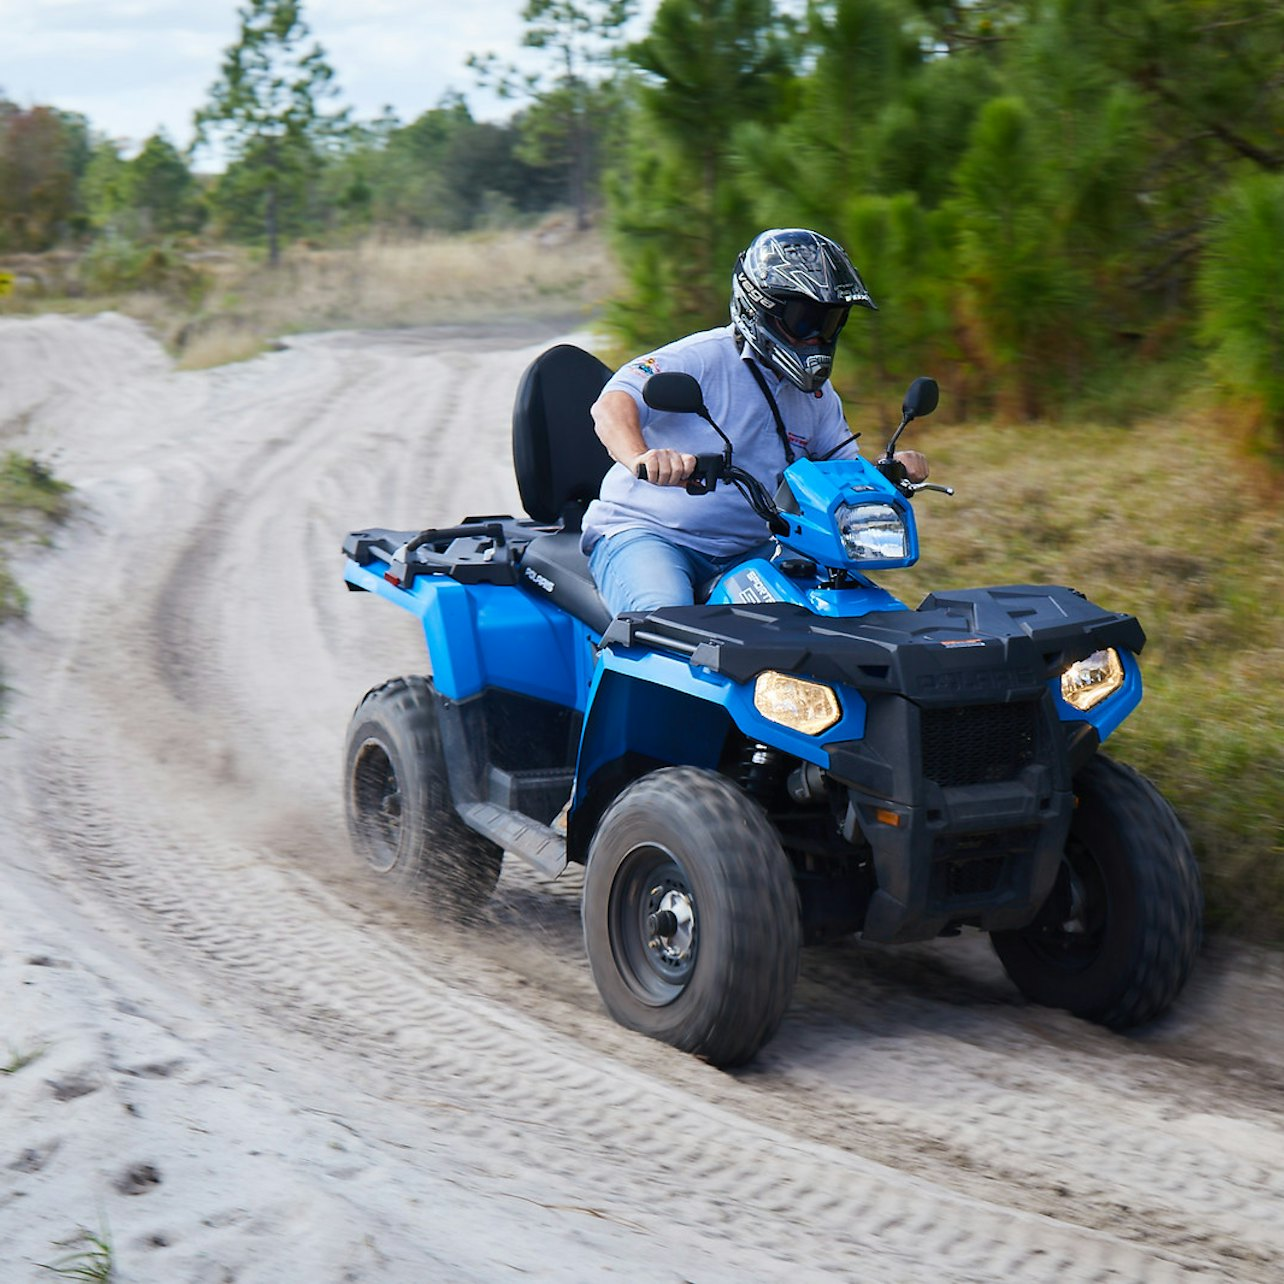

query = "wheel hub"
648;889;695;964
605;845;699;1004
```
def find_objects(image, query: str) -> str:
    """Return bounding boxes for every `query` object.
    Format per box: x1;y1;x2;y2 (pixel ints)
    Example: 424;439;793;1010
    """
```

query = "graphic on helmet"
731;229;876;393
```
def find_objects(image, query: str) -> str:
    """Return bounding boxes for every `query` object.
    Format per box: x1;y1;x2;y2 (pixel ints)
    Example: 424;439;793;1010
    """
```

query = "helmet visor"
779;298;850;344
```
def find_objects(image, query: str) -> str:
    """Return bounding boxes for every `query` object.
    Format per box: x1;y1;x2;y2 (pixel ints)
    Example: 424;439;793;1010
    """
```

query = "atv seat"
512;343;613;531
511;344;615;632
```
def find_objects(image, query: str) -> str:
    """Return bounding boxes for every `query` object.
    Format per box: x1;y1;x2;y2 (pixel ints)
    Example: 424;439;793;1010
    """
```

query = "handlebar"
635;452;950;536
635;453;788;533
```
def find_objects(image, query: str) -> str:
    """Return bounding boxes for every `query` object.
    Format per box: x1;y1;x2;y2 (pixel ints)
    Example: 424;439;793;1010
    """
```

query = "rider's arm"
591;389;696;487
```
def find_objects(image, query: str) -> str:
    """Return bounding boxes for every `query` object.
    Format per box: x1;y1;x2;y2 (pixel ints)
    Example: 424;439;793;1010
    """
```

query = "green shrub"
0;451;71;623
77;234;209;304
1197;172;1284;452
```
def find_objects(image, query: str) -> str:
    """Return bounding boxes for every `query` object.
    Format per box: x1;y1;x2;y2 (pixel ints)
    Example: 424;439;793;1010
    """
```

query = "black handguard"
877;455;909;485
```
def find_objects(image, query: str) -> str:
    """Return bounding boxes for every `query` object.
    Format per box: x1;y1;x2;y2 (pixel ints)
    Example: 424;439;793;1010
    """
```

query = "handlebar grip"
636;463;648;481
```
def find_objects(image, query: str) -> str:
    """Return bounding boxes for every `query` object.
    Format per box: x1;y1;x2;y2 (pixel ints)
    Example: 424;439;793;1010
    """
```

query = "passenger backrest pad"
512;344;614;530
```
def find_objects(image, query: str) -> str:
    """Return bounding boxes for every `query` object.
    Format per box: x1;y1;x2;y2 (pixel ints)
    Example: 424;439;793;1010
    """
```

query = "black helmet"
731;228;876;392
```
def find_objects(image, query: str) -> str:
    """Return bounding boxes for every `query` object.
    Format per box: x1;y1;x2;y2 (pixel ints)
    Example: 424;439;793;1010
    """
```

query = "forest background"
2;0;1281;938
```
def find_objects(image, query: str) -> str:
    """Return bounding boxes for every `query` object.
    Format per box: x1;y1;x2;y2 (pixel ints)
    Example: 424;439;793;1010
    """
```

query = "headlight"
753;670;841;735
1060;649;1125;711
836;502;909;562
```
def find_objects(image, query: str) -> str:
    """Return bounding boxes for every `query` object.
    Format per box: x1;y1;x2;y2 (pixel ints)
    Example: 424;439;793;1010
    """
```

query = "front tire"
992;754;1202;1029
582;767;801;1067
344;676;502;914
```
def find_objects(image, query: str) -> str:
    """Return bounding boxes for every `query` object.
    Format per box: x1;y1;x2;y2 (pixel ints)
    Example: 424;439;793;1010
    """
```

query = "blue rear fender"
344;558;597;709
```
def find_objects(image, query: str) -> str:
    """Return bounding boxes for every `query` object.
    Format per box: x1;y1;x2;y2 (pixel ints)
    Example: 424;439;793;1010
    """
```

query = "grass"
0;452;73;624
38;1222;114;1282
2;1043;48;1074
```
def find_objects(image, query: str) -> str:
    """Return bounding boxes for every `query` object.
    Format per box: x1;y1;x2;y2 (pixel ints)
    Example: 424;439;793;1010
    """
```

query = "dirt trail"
1;313;1282;1282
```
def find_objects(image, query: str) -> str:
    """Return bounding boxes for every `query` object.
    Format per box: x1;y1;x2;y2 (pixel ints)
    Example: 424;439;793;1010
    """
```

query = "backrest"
512;344;614;530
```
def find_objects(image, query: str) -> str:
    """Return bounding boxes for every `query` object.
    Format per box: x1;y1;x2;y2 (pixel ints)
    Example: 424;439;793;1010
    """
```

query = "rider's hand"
894;450;929;484
635;448;697;486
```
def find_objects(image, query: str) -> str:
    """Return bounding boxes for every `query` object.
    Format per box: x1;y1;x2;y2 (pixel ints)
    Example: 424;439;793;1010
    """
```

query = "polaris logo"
916;668;1038;695
524;566;555;593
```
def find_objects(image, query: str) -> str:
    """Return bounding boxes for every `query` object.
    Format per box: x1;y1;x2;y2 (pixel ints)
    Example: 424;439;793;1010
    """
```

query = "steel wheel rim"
608;843;698;1006
352;740;402;873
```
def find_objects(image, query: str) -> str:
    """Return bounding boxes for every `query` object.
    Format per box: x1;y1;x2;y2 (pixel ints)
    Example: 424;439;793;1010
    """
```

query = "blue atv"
341;344;1202;1066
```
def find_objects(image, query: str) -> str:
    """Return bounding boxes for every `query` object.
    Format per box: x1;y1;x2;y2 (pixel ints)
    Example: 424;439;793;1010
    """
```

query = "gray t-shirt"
581;326;860;557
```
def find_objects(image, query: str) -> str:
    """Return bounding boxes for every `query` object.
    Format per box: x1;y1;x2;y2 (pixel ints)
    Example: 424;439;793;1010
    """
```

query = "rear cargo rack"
343;516;549;587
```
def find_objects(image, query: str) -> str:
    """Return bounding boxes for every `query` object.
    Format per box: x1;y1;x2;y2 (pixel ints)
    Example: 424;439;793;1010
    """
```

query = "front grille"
920;702;1039;787
946;855;1007;898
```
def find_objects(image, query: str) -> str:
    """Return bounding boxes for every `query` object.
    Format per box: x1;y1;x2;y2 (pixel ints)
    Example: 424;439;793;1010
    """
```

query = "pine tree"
192;0;347;263
606;0;793;349
470;1;635;232
1198;173;1284;449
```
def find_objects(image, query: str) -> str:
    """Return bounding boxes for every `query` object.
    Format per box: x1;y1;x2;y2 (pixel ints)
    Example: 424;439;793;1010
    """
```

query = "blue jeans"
588;529;774;616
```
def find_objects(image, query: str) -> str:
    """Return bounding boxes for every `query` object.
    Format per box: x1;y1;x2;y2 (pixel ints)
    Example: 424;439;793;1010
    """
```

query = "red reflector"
384;571;402;586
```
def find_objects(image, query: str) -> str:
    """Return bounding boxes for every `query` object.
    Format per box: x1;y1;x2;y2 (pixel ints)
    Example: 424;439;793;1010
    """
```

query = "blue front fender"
574;643;868;804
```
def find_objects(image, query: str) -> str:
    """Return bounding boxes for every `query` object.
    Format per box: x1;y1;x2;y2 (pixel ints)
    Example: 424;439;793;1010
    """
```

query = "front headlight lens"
1060;648;1125;711
836;502;909;562
753;670;841;735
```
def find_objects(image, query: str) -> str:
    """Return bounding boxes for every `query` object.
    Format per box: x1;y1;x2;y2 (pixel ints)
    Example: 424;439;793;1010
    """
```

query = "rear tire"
344;676;502;914
582;767;801;1067
992;754;1202;1029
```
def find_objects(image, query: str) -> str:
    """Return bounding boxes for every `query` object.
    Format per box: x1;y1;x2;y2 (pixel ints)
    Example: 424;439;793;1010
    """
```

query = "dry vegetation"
0;218;619;369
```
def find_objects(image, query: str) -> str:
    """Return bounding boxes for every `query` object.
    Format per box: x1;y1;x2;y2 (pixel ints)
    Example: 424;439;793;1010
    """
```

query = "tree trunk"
266;182;280;266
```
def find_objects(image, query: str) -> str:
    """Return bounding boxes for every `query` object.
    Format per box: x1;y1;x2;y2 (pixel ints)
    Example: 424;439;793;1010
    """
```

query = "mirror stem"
884;411;912;460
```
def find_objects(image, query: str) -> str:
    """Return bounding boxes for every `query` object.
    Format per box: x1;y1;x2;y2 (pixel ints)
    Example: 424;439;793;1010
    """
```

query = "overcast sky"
2;1;657;157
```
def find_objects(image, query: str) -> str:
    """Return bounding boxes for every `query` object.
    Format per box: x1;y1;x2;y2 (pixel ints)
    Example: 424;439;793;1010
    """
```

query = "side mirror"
643;371;707;415
903;376;939;421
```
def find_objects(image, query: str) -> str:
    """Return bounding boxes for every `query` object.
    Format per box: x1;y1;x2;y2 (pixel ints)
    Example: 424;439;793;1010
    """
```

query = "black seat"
520;530;613;634
512;344;613;530
511;344;615;632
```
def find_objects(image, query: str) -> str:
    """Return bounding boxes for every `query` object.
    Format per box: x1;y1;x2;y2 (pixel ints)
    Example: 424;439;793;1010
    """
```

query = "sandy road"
1;312;1282;1282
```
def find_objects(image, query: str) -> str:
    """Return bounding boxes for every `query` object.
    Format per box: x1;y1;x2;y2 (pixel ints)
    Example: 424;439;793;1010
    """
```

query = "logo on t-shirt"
631;357;661;376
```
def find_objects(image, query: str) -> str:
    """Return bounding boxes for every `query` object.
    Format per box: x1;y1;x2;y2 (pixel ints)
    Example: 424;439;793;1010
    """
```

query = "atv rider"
581;227;930;616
